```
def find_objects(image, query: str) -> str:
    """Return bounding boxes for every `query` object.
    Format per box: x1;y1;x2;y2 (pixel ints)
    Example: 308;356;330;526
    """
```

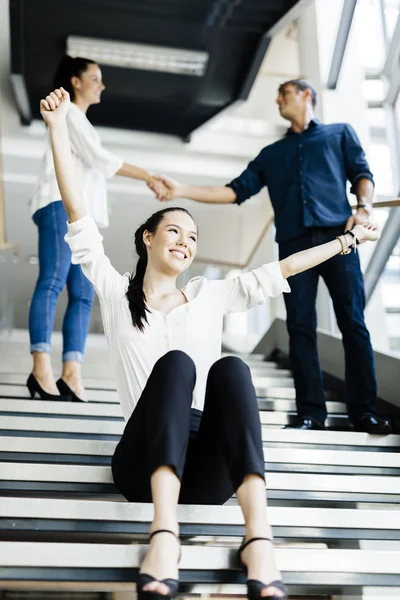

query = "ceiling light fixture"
67;36;208;77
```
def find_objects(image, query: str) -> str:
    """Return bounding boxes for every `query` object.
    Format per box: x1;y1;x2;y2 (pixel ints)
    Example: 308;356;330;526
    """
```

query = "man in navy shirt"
151;79;391;434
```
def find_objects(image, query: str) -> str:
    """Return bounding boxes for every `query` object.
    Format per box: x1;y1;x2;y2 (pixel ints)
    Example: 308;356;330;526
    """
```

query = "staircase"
0;340;399;598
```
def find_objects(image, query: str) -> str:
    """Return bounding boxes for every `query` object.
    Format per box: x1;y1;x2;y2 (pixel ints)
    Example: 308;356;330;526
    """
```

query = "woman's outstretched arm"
40;88;86;223
279;224;379;279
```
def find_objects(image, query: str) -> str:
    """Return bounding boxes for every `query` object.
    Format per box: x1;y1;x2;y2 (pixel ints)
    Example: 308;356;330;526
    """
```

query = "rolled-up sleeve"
226;150;266;205
65;216;125;299
209;261;290;315
342;124;374;194
67;114;123;178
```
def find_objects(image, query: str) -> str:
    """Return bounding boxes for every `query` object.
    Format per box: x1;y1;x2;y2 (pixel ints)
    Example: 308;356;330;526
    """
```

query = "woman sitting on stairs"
40;87;381;600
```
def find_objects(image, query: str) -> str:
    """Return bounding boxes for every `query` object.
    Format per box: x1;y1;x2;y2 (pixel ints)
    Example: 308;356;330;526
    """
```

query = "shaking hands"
147;175;181;202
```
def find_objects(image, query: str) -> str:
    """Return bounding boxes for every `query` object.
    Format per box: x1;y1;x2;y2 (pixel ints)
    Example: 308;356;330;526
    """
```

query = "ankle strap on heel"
239;537;272;554
149;529;180;542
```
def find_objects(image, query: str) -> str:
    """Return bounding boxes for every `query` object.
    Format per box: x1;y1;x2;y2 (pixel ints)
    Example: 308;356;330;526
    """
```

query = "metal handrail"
373;199;400;208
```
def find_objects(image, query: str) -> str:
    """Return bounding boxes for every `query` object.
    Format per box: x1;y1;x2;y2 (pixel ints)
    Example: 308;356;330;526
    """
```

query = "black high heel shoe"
137;529;180;600
238;537;288;600
26;374;72;401
56;378;86;403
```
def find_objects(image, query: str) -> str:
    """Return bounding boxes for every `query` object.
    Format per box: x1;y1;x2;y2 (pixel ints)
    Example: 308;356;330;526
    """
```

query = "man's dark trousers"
279;224;377;424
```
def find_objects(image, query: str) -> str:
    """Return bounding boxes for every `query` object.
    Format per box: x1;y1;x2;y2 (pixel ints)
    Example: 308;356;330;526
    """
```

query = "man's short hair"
278;79;317;107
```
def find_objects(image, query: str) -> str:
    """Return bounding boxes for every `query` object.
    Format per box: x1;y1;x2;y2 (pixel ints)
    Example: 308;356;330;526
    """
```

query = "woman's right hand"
40;87;70;126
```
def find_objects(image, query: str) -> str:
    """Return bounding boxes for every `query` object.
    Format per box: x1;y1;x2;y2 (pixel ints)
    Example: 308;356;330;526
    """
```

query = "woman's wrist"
145;174;155;185
336;232;356;255
49;119;67;132
344;232;354;247
351;225;365;243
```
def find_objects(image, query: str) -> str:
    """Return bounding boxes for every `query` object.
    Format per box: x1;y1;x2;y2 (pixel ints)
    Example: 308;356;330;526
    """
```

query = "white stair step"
0;412;351;435
263;428;400;448
0;541;398;578
1;497;399;533
2;436;399;469
0;396;347;416
1;462;400;495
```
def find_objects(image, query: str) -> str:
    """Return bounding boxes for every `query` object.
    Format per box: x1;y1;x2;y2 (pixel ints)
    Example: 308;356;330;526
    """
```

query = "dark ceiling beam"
238;36;271;100
82;0;214;7
327;0;358;90
205;0;242;28
267;0;313;37
118;6;209;20
9;0;32;125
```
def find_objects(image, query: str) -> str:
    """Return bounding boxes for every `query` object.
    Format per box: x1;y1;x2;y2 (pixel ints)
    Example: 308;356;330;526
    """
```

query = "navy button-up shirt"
226;119;374;244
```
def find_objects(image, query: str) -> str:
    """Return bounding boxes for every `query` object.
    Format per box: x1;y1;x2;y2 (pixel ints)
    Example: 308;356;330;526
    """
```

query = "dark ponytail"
126;207;195;332
52;55;96;100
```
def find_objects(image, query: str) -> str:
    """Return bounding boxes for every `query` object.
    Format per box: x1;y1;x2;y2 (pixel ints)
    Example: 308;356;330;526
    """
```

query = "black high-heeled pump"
238;537;288;600
56;378;86;403
137;529;180;600
26;374;72;401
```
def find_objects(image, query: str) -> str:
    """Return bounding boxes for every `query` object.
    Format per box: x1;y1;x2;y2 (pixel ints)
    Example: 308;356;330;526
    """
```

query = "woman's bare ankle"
150;519;179;538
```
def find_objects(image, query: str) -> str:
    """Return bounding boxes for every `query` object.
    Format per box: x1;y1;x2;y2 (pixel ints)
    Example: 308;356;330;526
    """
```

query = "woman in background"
28;55;167;402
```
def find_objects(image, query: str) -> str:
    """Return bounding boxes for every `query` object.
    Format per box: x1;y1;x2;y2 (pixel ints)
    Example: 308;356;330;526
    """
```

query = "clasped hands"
147;175;179;202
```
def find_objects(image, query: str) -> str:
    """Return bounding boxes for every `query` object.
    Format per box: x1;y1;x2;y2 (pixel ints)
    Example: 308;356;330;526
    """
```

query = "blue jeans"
29;201;95;363
279;225;377;424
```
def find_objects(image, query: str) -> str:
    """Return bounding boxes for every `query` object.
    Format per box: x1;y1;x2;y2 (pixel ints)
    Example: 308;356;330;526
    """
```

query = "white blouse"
65;216;291;421
31;103;123;228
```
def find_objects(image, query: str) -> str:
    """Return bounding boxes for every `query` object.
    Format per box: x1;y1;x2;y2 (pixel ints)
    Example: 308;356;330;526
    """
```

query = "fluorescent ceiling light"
67;36;208;77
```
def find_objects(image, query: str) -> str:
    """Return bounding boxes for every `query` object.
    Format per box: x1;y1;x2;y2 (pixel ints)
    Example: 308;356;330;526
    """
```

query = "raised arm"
40;88;124;300
279;224;379;279
40;88;87;223
207;223;380;316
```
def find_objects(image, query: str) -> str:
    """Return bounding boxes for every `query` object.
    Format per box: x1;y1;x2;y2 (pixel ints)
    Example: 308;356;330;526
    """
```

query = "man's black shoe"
352;413;393;435
284;417;326;430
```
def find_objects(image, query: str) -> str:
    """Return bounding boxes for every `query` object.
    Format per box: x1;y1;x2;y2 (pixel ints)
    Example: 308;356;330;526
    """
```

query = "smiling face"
71;63;105;106
144;210;198;275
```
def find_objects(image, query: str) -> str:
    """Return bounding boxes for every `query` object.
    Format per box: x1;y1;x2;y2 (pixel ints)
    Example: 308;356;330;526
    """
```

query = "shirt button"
303;200;307;204
301;185;305;189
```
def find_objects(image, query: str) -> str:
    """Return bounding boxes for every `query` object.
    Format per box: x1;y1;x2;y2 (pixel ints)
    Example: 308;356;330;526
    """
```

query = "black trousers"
279;226;377;424
111;350;265;505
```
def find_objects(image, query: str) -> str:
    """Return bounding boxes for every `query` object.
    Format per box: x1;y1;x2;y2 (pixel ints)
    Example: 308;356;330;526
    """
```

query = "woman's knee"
154;350;196;379
35;274;66;298
210;356;250;379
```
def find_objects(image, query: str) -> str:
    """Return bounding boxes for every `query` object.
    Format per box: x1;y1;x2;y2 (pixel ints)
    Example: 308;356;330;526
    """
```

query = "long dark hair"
126;207;196;332
53;55;96;101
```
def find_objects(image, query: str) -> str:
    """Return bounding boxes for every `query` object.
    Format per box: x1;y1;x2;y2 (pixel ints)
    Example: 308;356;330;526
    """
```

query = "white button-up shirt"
31;103;123;228
65;216;291;421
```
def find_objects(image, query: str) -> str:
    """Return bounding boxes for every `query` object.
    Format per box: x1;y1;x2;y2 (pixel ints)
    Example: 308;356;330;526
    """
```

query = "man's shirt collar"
285;117;321;136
